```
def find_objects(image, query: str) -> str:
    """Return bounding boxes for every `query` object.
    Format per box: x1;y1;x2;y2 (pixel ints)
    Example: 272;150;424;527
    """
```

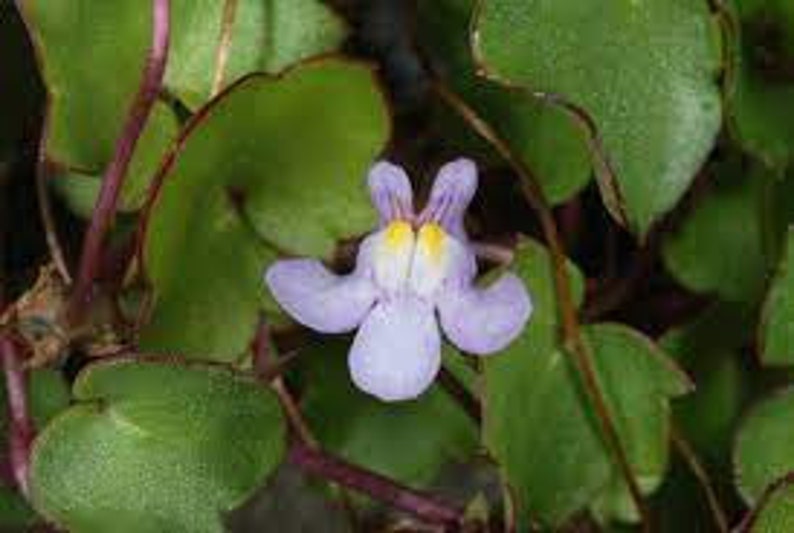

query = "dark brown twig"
70;0;171;318
289;443;463;529
0;336;34;498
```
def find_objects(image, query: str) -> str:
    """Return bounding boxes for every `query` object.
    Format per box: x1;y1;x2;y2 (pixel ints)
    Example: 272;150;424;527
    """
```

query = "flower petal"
419;158;478;240
438;273;532;355
368;161;414;225
265;259;377;333
348;296;441;401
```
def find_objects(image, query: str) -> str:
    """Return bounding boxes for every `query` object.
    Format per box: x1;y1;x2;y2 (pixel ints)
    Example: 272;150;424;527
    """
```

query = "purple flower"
265;159;532;401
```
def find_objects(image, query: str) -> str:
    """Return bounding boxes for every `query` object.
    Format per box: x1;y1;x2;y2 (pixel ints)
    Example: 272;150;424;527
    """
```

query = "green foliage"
483;240;691;527
748;479;794;532
29;360;285;533
416;0;591;205
6;0;794;530
761;227;794;364
729;0;794;169
20;0;345;215
735;388;794;504
476;0;723;235
140;59;389;360
662;163;770;303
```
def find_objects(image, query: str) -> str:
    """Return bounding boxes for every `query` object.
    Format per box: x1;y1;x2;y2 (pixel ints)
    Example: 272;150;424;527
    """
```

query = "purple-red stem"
70;0;171;318
0;336;34;498
289;443;463;529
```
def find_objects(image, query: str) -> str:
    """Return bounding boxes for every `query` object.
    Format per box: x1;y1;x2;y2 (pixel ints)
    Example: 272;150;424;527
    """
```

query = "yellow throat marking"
417;223;446;264
384;220;414;250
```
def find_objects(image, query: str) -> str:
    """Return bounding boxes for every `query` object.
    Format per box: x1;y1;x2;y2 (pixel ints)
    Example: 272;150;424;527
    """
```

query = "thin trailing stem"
437;365;481;425
670;427;729;533
210;0;239;97
70;0;171;318
738;471;794;532
35;160;72;285
433;80;651;530
0;336;34;498
252;319;319;449
289;443;463;529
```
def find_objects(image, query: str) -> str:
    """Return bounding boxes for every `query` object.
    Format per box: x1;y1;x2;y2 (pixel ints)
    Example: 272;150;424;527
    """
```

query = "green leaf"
483;239;691;526
734;388;794;504
21;0;345;216
140;59;389;360
30;359;285;533
662;163;770;303
475;0;722;235
661;303;752;459
19;0;177;196
729;0;794;169
416;0;591;205
300;340;477;487
747;477;794;532
165;0;347;108
760;227;794;364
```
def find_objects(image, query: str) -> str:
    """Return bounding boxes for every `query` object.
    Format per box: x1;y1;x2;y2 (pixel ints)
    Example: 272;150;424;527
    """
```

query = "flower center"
373;220;458;298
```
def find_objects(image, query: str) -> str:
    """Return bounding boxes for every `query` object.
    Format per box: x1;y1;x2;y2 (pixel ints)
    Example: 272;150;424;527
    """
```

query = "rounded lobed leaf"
475;0;723;235
29;359;285;533
141;58;390;360
416;0;591;205
662;163;770;303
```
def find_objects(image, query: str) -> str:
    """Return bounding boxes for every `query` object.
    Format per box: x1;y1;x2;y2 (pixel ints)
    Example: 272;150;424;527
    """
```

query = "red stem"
70;0;171;318
0;336;35;498
289;443;463;528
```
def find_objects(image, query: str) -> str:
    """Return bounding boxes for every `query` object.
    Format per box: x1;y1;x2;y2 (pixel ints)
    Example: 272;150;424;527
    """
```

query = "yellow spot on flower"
417;223;446;263
384;221;413;250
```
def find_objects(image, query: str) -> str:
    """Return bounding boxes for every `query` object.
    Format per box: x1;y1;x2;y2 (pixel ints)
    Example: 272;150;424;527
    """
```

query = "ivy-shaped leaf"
165;0;347;108
20;0;346;215
19;0;178;207
483;240;691;527
416;0;591;205
140;59;389;360
29;359;285;533
662;162;770;303
475;0;723;235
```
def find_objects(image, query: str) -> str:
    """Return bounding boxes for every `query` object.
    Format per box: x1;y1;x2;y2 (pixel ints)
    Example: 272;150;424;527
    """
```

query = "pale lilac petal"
438;273;532;355
265;259;377;334
419;158;478;240
348;296;441;401
368;161;414;225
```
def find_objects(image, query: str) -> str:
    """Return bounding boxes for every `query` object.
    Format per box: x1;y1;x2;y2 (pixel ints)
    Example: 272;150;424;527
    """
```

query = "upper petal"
368;161;414;226
348;296;441;401
437;272;532;355
418;158;478;240
265;259;377;334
